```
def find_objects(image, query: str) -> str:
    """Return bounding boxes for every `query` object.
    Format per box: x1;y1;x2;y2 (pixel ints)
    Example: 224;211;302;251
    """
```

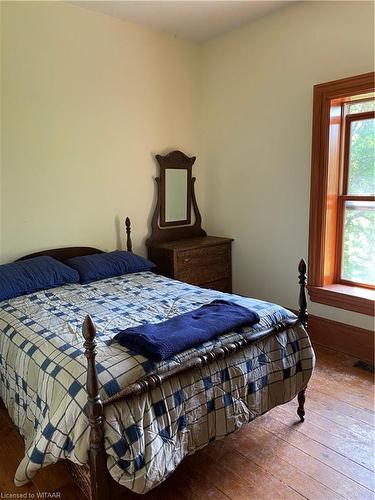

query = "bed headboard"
16;217;133;262
17;246;103;262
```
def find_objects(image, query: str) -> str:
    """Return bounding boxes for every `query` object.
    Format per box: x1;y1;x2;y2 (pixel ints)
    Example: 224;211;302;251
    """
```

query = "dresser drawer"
176;244;228;270
199;278;232;293
176;262;230;286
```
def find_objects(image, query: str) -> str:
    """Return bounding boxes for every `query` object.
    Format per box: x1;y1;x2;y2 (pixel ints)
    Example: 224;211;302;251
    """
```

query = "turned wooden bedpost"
297;259;308;422
125;217;133;253
297;388;306;423
83;315;108;500
298;259;308;328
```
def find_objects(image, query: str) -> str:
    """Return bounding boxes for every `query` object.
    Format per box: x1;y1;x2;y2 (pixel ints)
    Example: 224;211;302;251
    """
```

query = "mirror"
158;151;193;227
165;169;188;223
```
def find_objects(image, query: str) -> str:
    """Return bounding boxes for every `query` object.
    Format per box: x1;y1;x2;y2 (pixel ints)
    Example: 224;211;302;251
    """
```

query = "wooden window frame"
308;72;375;316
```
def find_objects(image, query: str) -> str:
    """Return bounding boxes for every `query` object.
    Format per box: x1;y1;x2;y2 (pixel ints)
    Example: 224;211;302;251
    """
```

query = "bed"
0;219;315;499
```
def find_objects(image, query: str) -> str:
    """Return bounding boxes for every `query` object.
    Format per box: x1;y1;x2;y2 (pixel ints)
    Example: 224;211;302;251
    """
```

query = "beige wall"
1;1;373;329
1;1;203;262
201;1;374;329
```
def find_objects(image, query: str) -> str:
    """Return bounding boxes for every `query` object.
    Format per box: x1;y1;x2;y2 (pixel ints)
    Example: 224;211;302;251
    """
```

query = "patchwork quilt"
0;272;315;493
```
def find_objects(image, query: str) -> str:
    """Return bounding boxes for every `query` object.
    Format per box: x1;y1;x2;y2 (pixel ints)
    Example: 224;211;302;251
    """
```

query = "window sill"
308;284;375;316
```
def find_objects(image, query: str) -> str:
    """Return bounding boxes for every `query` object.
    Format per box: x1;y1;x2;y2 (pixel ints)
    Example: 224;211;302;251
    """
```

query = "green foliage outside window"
348;119;374;195
342;202;374;284
346;100;375;114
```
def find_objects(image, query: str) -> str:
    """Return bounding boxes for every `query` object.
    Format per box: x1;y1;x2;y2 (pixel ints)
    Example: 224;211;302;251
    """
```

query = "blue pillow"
65;251;155;284
0;256;80;301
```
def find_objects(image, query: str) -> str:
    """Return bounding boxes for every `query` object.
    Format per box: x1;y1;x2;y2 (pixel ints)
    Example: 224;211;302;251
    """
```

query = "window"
308;73;375;316
338;100;375;287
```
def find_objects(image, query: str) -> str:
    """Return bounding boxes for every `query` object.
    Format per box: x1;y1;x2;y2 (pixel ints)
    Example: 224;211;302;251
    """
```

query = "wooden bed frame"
18;217;309;500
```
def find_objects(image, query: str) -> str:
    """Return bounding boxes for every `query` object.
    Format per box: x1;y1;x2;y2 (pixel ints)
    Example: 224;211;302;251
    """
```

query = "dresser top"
149;236;233;251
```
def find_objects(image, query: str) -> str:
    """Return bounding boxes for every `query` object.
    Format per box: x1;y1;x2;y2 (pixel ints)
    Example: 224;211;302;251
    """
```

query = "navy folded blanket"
113;299;260;361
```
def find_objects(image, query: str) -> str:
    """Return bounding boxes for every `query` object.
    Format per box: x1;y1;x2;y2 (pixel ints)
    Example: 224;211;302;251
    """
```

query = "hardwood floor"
0;344;374;499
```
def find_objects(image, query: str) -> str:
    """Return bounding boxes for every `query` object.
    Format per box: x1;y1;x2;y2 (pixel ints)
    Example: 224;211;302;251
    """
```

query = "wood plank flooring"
0;344;374;499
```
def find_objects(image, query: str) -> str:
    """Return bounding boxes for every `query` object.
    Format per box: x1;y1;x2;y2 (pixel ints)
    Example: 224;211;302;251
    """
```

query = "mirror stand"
146;150;206;247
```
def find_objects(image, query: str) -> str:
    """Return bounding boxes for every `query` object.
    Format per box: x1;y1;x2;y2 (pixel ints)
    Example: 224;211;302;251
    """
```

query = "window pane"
347;117;375;195
346;99;375;114
341;201;375;285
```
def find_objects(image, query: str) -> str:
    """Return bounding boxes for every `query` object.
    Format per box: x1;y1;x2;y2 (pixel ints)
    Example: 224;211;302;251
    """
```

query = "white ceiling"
69;1;293;43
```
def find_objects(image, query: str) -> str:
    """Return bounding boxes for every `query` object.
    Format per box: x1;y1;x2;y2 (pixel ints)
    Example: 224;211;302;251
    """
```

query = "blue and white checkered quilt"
0;272;315;493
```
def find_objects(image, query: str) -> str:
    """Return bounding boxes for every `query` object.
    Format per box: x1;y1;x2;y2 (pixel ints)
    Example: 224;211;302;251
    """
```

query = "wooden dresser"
148;236;233;293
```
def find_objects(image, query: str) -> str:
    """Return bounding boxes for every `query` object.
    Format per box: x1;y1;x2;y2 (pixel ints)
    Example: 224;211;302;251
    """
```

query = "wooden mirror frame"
159;152;192;227
146;150;206;246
